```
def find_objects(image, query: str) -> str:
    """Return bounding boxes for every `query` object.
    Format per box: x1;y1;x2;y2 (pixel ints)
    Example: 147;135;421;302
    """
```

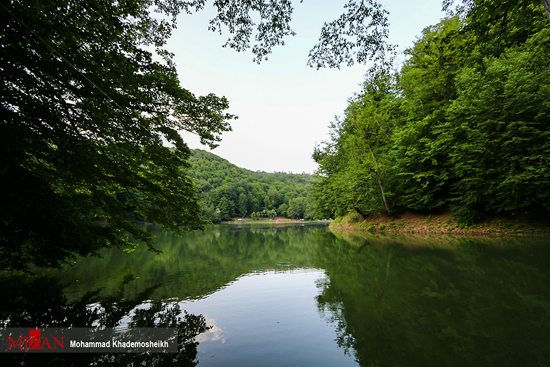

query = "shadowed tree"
0;0;399;269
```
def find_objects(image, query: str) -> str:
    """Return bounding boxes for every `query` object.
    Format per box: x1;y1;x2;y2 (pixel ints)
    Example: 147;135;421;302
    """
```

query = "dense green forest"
313;3;550;225
187;150;316;221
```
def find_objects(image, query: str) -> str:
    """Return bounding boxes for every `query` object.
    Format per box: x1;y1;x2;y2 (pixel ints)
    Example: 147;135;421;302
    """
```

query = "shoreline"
220;218;331;224
329;210;550;236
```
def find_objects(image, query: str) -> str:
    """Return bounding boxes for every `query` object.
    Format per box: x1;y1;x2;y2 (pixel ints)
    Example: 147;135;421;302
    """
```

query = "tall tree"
313;68;399;218
344;69;399;214
391;16;467;212
443;0;548;61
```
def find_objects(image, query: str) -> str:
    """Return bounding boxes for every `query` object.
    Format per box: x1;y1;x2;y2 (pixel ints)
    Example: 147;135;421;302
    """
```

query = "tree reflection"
314;233;550;367
37;224;326;301
0;273;209;367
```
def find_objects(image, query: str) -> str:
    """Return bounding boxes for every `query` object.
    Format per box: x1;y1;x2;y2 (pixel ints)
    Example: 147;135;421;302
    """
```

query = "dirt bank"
330;208;550;236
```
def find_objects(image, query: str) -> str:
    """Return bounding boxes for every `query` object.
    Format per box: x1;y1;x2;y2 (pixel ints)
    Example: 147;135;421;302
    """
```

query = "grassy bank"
330;209;550;236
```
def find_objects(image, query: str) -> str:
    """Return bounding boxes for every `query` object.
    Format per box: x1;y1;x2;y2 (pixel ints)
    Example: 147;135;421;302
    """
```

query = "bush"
452;206;481;226
347;211;363;223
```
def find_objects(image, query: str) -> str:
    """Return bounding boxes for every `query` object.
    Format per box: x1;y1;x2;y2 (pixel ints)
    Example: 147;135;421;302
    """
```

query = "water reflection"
3;224;550;366
315;231;550;366
0;273;208;367
38;223;324;301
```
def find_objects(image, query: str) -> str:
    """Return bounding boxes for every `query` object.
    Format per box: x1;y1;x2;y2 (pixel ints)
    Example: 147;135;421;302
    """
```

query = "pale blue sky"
169;0;446;174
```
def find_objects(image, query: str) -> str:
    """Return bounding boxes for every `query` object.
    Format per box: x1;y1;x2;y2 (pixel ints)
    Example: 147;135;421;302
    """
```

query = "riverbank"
330;209;550;235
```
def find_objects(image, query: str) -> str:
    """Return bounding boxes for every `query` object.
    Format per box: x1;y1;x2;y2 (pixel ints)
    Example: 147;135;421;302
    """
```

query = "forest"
186;150;316;221
312;2;550;225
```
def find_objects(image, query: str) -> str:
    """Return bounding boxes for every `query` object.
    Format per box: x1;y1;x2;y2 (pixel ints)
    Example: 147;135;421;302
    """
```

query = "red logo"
7;329;64;350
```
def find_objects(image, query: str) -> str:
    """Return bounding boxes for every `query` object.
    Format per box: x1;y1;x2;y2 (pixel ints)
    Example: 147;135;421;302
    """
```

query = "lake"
2;223;550;366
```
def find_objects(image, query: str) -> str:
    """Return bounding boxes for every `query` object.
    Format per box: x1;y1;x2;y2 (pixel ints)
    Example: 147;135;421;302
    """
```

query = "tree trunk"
367;144;390;214
543;0;550;25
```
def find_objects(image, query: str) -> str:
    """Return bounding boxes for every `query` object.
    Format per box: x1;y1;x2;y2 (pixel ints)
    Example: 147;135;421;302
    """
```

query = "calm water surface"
3;223;550;366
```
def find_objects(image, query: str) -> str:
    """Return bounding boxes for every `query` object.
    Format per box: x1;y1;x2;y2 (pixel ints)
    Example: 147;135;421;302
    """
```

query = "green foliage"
315;233;550;367
444;0;548;62
445;28;550;213
187;150;314;221
307;0;393;68
0;0;235;270
201;0;395;68
313;12;550;224
392;16;467;211
312;68;400;219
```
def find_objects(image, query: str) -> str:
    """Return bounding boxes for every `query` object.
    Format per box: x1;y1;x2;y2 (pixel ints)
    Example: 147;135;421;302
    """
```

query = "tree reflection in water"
0;272;209;367
314;232;550;367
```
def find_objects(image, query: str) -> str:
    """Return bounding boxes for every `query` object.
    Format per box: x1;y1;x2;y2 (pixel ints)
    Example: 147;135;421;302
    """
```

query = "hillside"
312;13;550;226
187;149;315;221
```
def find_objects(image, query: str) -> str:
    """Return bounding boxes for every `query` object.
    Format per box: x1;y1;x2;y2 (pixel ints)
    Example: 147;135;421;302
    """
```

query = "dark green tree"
1;0;398;269
391;16;467;212
1;0;234;270
238;193;248;217
217;197;233;221
443;28;550;216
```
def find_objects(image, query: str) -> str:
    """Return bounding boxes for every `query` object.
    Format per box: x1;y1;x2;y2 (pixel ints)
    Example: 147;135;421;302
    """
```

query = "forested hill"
187;149;315;221
313;5;550;226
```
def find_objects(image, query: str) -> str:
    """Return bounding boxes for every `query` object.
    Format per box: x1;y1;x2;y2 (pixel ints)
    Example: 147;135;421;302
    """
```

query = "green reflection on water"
316;231;550;366
4;224;550;366
40;223;328;300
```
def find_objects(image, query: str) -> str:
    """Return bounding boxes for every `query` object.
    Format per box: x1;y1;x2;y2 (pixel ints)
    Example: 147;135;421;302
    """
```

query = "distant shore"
223;218;331;224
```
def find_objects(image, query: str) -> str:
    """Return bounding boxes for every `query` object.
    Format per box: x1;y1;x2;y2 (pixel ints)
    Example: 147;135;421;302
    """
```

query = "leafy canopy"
313;8;550;224
1;0;395;269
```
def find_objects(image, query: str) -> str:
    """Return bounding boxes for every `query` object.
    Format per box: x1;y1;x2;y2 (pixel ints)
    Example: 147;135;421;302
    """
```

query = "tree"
444;0;550;25
313;8;550;224
312;67;400;218
288;197;306;219
218;197;235;220
238;193;248;217
199;0;394;68
1;0;396;270
266;209;277;219
443;28;550;217
344;69;399;214
391;16;467;212
278;203;289;217
1;0;235;270
267;187;280;207
263;194;273;210
443;0;548;62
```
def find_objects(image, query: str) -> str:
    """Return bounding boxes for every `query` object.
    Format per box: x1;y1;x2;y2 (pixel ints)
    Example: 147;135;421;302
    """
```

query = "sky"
168;0;446;174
